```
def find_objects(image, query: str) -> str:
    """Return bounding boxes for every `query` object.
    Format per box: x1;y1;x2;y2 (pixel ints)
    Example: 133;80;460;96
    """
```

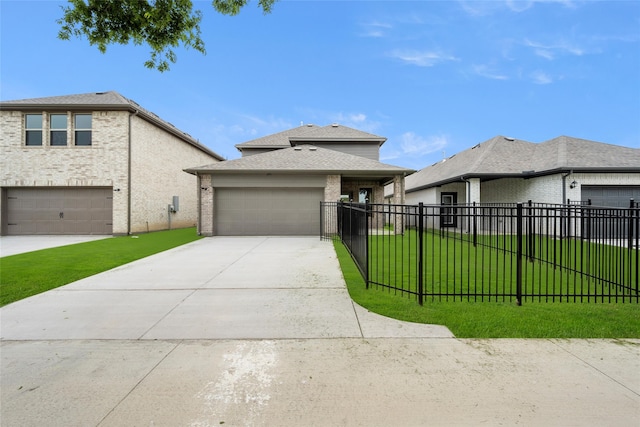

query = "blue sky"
1;0;639;169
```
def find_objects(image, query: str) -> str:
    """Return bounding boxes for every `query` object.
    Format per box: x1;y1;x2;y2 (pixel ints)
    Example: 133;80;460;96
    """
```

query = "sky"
1;0;639;170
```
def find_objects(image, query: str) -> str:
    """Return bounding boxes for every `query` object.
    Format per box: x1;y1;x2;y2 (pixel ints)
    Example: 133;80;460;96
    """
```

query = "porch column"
468;178;481;204
324;175;341;234
199;174;214;236
393;174;405;235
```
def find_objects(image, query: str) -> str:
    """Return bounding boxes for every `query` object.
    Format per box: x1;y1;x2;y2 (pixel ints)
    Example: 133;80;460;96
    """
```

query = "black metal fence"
321;200;639;304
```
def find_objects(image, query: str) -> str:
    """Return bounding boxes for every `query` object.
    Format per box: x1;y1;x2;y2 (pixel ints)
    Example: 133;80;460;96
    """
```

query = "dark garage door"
6;188;113;235
581;186;640;239
215;188;323;236
581;186;640;207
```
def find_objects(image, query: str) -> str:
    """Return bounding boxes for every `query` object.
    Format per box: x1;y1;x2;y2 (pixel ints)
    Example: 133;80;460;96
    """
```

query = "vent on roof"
309;146;317;151
306;124;314;127
504;136;515;141
96;92;107;95
472;143;481;149
331;123;339;127
294;146;302;151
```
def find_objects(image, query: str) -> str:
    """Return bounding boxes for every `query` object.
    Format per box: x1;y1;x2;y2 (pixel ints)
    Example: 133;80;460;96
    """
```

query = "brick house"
0;91;223;235
186;124;413;236
402;135;640;225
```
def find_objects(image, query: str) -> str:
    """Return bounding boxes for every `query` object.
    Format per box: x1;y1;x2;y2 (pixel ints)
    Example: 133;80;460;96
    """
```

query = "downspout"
127;109;138;235
461;176;470;204
561;170;572;204
196;172;202;235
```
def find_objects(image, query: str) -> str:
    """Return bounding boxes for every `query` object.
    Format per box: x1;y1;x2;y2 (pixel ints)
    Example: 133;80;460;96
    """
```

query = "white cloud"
473;64;509;80
459;0;579;16
530;71;553;84
359;21;392;38
388;49;458;67
400;132;449;156
524;38;586;59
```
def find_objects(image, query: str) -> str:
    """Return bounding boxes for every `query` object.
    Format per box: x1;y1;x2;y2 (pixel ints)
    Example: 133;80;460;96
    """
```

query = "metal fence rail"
321;200;639;304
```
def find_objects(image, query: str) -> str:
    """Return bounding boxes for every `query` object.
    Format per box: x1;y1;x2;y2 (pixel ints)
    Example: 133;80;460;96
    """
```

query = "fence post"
418;202;424;306
365;200;369;289
527;200;534;262
516;203;523;306
629;199;635;251
472;201;477;247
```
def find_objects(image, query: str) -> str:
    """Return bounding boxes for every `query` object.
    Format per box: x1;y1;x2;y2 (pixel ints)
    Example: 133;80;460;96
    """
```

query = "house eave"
406;167;640;193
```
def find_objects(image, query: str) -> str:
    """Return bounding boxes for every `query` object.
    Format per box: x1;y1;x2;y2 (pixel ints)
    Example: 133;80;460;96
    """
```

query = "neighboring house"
403;135;640;216
185;124;414;236
0;91;223;235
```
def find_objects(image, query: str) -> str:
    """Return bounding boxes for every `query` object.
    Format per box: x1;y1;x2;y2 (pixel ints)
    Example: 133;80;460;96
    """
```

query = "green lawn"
368;229;638;303
335;240;640;338
0;228;203;306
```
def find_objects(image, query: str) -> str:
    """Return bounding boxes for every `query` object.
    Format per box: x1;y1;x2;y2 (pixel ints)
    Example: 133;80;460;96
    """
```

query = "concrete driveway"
0;235;110;257
1;237;638;426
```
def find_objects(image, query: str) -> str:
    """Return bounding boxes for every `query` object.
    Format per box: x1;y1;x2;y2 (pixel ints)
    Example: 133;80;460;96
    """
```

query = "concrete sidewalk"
1;237;638;426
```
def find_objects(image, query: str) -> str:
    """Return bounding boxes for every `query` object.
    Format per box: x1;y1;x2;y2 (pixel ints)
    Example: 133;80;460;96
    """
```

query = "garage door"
215;188;323;235
581;186;640;207
580;186;640;239
6;188;113;235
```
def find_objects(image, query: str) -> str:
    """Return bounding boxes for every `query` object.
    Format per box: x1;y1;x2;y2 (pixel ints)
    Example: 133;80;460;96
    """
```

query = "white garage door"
215;188;323;236
5;188;113;235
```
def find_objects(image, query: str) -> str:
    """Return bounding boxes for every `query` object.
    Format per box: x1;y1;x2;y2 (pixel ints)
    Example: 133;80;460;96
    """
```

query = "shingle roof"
235;123;386;150
235;124;321;148
0;91;132;107
406;135;640;192
186;144;414;178
0;91;224;161
289;124;387;144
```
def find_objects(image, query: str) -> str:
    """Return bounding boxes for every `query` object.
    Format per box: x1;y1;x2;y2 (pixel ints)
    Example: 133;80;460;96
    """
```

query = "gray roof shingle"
235;123;386;149
186;144;414;178
406;135;640;192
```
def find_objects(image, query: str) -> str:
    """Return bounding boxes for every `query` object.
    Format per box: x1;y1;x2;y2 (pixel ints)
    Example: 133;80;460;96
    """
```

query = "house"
0;91;223;235
185;124;414;236
401;134;640;227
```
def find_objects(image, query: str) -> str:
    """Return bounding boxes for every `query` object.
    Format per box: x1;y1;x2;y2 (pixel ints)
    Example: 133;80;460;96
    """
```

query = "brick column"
199;174;214;236
393;175;405;235
324;175;341;234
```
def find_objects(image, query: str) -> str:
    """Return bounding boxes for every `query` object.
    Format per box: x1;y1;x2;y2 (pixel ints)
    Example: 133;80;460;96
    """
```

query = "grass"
368;229;638;301
335;240;640;338
0;228;203;306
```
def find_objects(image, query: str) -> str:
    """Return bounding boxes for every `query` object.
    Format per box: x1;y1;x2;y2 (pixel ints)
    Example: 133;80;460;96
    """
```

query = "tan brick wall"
129;115;219;233
0;110;130;234
324;175;341;202
1;110;219;235
198;174;214;236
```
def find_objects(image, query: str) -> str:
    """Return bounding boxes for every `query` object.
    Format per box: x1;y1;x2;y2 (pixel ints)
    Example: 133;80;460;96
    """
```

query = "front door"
441;192;457;227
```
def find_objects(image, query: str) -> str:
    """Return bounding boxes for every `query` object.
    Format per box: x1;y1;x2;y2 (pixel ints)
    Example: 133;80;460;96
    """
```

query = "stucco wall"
129;115;219;233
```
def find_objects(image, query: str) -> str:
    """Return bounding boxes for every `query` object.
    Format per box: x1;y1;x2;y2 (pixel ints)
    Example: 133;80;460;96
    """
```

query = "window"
50;114;67;146
74;114;92;146
358;188;372;203
25;114;42;146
